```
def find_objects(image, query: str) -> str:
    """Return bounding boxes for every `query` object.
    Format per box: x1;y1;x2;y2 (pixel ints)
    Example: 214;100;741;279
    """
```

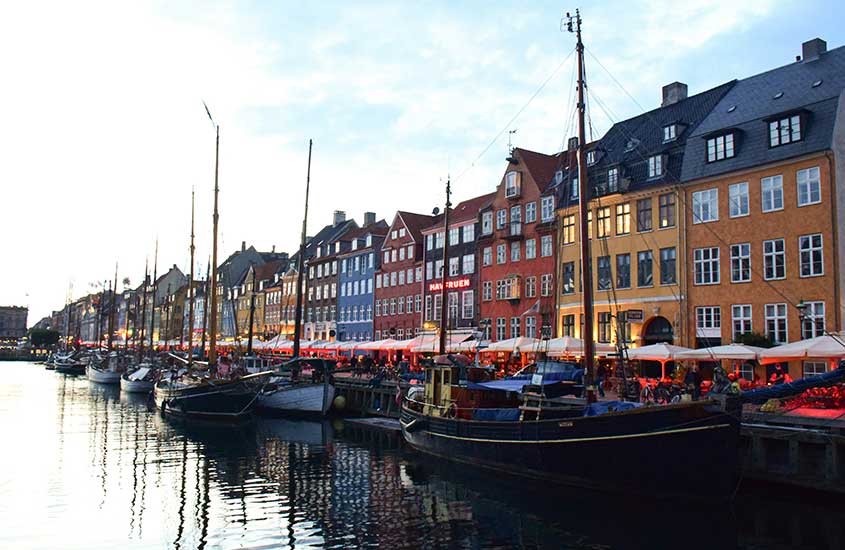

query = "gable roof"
422;192;496;232
396;211;438;242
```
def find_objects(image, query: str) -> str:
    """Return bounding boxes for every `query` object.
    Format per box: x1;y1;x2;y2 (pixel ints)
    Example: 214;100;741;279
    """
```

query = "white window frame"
540;235;552;257
693;247;720;285
496;209;507;229
765;303;788;344
763;238;786;280
496;244;507;264
692;188;719;224
797;166;821;207
481;212;493;235
801;301;825;339
482;247;492;266
462;224;475;243
461;290;473;319
462;254;474;274
525;239;536;260
706;133;734;162
730;243;751;283
541;196;555;222
731;304;752;341
648;155;663;178
761;175;784;213
505;171;521;198
799;233;824;277
525;202;537;223
728;182;749;218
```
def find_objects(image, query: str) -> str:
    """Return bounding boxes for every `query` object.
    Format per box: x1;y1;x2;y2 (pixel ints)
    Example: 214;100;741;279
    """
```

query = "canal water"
1;362;842;550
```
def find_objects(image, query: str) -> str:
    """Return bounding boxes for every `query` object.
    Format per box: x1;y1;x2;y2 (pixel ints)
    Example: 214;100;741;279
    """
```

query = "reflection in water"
1;363;843;549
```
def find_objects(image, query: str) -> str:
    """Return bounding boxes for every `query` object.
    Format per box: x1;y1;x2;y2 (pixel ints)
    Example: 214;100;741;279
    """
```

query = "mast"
108;263;117;351
123;283;131;351
438;178;452;355
149;239;158;355
138;260;148;359
292;139;313;359
95;282;104;349
247;268;256;355
201;260;209;359
188;188;196;368
568;9;597;403
208;124;220;366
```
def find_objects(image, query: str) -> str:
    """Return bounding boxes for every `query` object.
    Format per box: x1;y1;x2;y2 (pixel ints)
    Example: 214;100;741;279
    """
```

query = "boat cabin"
420;354;519;419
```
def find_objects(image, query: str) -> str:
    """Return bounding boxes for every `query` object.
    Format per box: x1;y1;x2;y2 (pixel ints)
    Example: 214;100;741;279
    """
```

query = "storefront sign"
428;278;471;292
625;309;644;322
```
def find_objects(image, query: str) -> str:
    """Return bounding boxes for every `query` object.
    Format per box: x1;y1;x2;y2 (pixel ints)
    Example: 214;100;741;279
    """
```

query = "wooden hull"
120;377;154;393
86;365;122;384
400;400;740;500
154;374;267;421
258;383;335;416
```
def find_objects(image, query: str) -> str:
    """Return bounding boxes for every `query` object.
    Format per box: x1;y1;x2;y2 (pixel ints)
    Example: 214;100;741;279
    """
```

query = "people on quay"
595;362;607;398
769;364;788;385
683;364;702;400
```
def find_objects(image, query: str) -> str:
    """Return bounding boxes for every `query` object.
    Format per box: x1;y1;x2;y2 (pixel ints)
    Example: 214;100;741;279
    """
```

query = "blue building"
337;217;388;342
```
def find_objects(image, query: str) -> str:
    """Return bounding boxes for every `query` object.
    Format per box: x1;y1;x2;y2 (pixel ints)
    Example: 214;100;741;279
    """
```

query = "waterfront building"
0;306;28;344
373;211;434;340
679;38;845;379
337;215;388;342
234;260;286;341
264;265;299;341
555;80;734;349
421;193;494;335
479;148;562;342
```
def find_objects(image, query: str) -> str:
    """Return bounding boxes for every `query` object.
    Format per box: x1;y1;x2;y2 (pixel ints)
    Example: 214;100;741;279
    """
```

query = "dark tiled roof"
682;45;845;182
510;148;566;193
254;260;283;283
422;192;496;231
396;211;438;242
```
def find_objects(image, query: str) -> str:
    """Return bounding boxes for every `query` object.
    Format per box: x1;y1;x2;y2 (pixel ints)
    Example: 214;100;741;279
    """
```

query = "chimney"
271;245;276;253
333;210;346;226
802;38;827;62
567;136;579;151
241;241;246;252
661;82;688;107
364;212;376;227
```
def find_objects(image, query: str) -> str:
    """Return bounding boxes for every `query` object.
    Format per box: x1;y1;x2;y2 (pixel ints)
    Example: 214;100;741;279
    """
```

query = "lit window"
607;168;619;193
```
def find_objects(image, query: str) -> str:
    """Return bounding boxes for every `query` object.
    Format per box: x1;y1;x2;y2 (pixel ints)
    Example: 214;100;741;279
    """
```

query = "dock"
340;417;403;449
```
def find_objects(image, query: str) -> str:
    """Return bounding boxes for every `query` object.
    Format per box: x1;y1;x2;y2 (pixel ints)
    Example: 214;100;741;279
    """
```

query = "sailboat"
154;115;270;420
399;12;740;500
258;140;336;417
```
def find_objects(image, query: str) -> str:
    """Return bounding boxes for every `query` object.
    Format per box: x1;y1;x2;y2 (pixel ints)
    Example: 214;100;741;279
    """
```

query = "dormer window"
706;133;735;162
351;240;358;251
570;177;579;200
316;247;322;258
769;114;802;147
555;170;564;184
586;151;596;165
648;155;664;178
365;234;372;247
663;124;677;142
335;242;340;253
607;168;619;193
505;171;521;198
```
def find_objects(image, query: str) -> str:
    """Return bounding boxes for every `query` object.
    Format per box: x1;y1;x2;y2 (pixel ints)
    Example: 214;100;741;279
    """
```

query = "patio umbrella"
624;343;692;378
675;344;766;361
759;333;845;364
485;337;540;353
357;339;397;350
543;336;616;357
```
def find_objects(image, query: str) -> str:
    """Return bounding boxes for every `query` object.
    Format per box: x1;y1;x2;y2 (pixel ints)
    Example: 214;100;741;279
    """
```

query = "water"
1;362;843;550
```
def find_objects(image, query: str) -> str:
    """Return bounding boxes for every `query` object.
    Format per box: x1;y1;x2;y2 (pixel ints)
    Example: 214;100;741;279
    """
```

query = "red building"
373;211;436;340
479;147;571;341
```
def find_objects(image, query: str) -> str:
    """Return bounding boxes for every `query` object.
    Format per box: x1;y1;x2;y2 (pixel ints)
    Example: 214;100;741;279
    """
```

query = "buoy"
332;418;345;433
333;395;347;410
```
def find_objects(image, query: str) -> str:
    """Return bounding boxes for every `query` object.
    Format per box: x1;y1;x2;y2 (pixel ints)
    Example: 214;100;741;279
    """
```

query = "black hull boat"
400;399;740;500
154;372;270;421
55;361;86;375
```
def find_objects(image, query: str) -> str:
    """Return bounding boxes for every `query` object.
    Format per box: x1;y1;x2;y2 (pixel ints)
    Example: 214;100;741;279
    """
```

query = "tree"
28;328;60;348
734;331;775;349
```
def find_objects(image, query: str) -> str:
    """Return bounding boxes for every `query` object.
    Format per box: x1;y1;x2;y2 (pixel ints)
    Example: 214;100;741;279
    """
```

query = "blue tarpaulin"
740;367;845;404
472;408;521;421
466;379;561;392
582;400;643;417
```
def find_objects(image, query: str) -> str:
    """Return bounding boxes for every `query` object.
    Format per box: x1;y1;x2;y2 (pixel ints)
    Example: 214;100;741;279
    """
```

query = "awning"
356;339;397;350
758;333;845;364
675;344;766;361
484;337;540;353
542;336;616;356
411;333;471;353
624;343;691;361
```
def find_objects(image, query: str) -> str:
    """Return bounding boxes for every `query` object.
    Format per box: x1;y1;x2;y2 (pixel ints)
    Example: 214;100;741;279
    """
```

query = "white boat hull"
86;365;121;384
120;377;154;393
259;383;335;415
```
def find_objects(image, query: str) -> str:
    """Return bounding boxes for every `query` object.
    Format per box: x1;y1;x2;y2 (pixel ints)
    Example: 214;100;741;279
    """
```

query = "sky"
1;0;844;325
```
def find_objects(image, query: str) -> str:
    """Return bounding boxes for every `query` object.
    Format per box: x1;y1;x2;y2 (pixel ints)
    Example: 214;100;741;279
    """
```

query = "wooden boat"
55;358;86;375
120;364;157;393
154;371;271;421
86;354;123;384
258;358;335;416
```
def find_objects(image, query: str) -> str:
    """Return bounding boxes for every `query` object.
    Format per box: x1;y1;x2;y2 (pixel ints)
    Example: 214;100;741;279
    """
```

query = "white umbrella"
759;333;845;364
675;344;766;361
357;339;397;350
543;336;616;356
624;343;692;378
485;337;539;352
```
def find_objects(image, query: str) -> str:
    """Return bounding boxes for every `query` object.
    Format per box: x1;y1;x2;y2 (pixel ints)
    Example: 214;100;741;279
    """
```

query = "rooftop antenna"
507;128;517;155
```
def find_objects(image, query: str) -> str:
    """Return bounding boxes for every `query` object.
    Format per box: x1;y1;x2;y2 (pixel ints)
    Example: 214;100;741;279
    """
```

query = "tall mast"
108;262;117;351
123;282;131;351
293;139;313;359
247;268;256;355
438;178;452;355
201;260;210;358
188;188;196;368
149;238;158;355
208;124;220;366
138;259;148;359
568;9;596;403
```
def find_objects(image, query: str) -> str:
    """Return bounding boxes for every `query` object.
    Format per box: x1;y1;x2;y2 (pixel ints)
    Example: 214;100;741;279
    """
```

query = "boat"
400;12;740;501
154;370;271;420
55;356;86;375
86;353;123;384
120;364;157;393
258;357;336;416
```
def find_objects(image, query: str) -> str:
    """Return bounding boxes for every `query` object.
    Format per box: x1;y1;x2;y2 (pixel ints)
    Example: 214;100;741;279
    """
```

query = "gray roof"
681;45;845;181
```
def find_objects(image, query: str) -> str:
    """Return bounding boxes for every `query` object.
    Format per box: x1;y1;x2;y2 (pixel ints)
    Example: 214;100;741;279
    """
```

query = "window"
663;124;677;142
449;257;459;276
399;247;405;261
391;230;397;240
763;239;786;280
658;193;675;228
390;272;397;286
391;250;397;262
730;243;751;283
389;298;396;315
510;205;522;225
496;209;507;229
561;262;575;294
482;247;492;266
461;290;474;319
761;175;783;212
407;268;414;284
541;236;552;257
416;266;422;282
616;254;631;288
541;196;555;222
586;150;596;165
587;211;592;239
383;250;390;264
765;303;788;344
732;305;752;341
425;262;433;280
694;247;720;285
696;306;721;329
525;239;536;260
510;242;520;262
496;317;506;341
448;292;459;322
562;215;576;244
541;274;553;297
769;115;801;147
398;271;405;286
415;294;422;312
435;231;445;249
449;227;460;246
435;260;443;278
692;189;718;223
801;301;825;339
648;155;663;178
482;281;492;301
571;177;579;200
525;316;537;338
462;224;475;242
799;233;823;277
803;361;827;378
797;167;821;206
706;133;734;162
510;317;521;338
525;202;537;223
424;295;432;320
525;276;536;298
481;212;493;235
463;254;474;274
637;198;652;232
496;244;506;264
505;171;521;197
660;247;676;285
615;203;630;235
596;206;611;238
597;256;611;291
729;182;749;218
598;312;612;343
637;251;653;287
398;228;406;238
607;168;619;193
562;314;576;337
496;277;520;300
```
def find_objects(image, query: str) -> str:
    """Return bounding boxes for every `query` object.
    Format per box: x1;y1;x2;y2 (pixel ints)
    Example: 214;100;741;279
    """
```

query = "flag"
520;299;540;317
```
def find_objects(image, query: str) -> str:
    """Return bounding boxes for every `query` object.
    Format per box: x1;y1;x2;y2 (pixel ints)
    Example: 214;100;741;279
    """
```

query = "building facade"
0;306;28;342
337;217;388;342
